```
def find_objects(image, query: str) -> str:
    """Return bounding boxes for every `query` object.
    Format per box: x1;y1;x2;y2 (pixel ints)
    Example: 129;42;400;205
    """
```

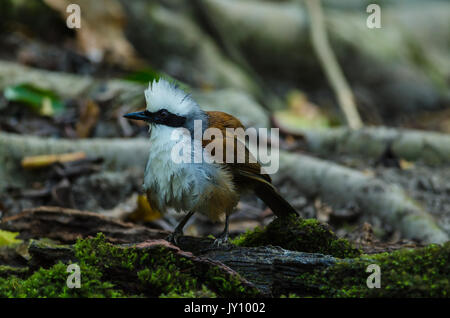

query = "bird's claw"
166;230;183;245
212;233;229;248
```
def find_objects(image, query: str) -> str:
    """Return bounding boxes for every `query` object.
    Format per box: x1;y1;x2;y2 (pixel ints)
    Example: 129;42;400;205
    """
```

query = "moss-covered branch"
294;242;450;297
231;214;360;258
3;208;447;297
0;234;260;298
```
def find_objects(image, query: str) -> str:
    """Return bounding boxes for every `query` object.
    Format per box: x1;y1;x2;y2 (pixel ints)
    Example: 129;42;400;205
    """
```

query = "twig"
304;0;363;129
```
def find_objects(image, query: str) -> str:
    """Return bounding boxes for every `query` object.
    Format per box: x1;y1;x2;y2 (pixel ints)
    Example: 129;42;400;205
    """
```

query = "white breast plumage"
143;125;239;221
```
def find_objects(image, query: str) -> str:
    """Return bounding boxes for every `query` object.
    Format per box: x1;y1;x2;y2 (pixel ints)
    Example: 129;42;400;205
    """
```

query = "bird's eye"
160;109;169;117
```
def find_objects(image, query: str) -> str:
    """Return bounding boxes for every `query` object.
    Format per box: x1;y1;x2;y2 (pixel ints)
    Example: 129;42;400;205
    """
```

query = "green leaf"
0;230;22;246
3;83;64;116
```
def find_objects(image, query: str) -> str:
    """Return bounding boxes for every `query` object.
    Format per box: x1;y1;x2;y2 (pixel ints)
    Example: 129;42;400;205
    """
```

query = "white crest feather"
144;79;197;116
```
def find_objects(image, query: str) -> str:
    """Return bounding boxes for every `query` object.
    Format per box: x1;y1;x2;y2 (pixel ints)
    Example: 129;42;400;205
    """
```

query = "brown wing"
204;111;271;187
204;111;297;217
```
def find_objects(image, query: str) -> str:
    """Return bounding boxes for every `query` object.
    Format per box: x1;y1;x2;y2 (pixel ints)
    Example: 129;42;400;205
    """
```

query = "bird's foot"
166;230;183;245
212;232;230;248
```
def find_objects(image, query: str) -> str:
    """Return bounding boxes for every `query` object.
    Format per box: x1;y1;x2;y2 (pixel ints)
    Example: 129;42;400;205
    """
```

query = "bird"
124;79;297;246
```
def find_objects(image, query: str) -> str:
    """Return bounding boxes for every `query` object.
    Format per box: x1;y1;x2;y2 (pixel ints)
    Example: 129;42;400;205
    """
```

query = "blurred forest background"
0;0;449;254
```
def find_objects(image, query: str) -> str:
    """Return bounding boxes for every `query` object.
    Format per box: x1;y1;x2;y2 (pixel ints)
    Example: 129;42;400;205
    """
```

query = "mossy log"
0;207;354;296
25;239;340;296
4;237;448;297
1;234;260;298
0;207;343;296
1;207;448;297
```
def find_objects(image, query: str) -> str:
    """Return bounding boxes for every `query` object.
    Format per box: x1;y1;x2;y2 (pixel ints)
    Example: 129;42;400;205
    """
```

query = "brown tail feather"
255;182;298;218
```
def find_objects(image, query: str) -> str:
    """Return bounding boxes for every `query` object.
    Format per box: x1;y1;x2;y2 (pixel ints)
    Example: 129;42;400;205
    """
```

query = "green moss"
135;257;200;296
231;215;361;258
73;233;140;272
0;233;258;298
0;265;28;278
296;242;450;297
159;285;217;298
0;230;22;246
0;262;124;298
80;233;258;297
205;266;257;297
75;234;204;296
280;293;301;298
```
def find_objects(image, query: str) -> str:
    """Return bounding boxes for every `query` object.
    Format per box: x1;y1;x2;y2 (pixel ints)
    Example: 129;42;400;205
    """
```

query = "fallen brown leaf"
75;99;100;138
21;152;87;169
127;194;162;223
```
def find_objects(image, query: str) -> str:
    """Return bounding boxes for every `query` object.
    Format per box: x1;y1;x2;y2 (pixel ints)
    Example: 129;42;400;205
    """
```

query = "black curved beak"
123;110;152;122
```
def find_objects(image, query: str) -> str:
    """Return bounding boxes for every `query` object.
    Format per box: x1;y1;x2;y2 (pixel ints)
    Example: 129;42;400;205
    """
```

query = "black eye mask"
152;109;186;127
124;109;186;128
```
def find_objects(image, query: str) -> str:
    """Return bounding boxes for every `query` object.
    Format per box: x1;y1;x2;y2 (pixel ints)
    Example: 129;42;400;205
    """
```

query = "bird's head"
124;79;205;130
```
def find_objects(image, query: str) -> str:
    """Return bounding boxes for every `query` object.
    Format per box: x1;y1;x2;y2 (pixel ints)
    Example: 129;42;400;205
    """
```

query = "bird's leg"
213;215;230;247
166;211;194;245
